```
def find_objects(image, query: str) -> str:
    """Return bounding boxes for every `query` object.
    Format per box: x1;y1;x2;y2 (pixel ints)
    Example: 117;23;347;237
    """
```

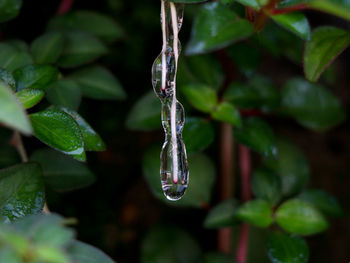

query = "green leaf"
211;102;241;127
276;199;329;235
234;118;276;157
35;245;70;263
30;109;86;161
59;107;106;151
46;80;82;110
0;68;16;90
31;32;65;64
0;0;22;23
202;252;232;263
16;89;45;109
298;189;345;217
31;149;95;192
236;0;261;10
141;225;201;263
182;117;215;154
0;247;22;262
67;240;115;263
0;82;32;134
186;2;253;55
48;10;124;43
267;232;309;263
0;43;32;71
223;82;260;109
57;31;108;68
13;64;59;91
203;199;239;228
6;39;28;52
171;0;208;3
126;91;161;131
271;12;310;40
309;0;350;21
69;66;126;100
281;78;346;131
181;84;217;113
304;26;350;82
264;138;309;197
0;163;44;223
252;169;282;206
0;144;20;169
235;199;274;228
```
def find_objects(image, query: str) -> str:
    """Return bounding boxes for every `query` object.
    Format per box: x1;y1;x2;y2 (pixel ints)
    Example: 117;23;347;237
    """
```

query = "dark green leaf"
181;84;217;113
252;169;282;205
281;78;346;131
57;31;108;68
267;232;309;263
31;32;65;64
223;82;260;109
0;82;32;134
304;26;350;82
0;145;20;169
271;12;310;40
48;10;124;43
31;149;95;192
186;2;253;55
6;39;28;52
126;91;161;131
46;80;82;110
182;117;215;154
276;199;329;235
309;0;350;21
211;102;241;127
203;252;232;263
68;240;115;263
0;68;16;90
264;138;309;197
13;64;59;91
30;109;85;161
0;43;32;71
141;225;201;263
69;66;126;100
234;118;276;157
236;0;261;10
298;189;345;217
16;89;45;109
203;199;239;228
235;199;274;228
0;163;44;223
0;0;22;23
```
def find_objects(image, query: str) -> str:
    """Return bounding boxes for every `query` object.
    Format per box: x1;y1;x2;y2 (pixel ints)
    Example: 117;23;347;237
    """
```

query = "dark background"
4;0;350;262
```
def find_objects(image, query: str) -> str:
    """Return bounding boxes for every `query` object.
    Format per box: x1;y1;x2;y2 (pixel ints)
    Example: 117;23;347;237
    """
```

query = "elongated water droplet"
151;0;188;201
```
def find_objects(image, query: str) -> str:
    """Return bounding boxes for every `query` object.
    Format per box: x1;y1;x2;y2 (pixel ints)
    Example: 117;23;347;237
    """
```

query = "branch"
11;131;28;162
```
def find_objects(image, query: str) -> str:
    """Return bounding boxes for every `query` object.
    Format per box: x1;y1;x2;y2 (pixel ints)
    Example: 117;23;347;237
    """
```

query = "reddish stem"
245;7;256;23
236;223;250;263
57;0;74;15
240;109;264;117
270;3;308;14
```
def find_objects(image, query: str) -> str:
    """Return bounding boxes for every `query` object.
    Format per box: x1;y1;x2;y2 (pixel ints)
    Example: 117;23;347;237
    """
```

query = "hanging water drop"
151;0;189;201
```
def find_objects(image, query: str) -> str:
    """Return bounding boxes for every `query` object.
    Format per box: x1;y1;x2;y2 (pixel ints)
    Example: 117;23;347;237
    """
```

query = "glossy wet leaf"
203;252;232;263
211;102;241;127
13;64;59;91
267;232;309;263
141;225;201;263
234;118;276;157
204;199;239;228
252;169;282;206
271;12;310;40
60;107;106;151
0;163;44;223
235;199;274;228
31;32;65;64
57;31;108;68
304;26;350;82
298;189;345;217
47;80;82;110
126;91;161;131
30;109;86;161
0;82;32;134
48;10;124;43
182;117;215;154
309;0;350;21
186;2;253;55
182;84;217;113
0;68;16;90
16;89;45;109
264;138;309;197
69;66;126;100
281;78;346;131
276;199;329;235
68;240;115;263
0;43;32;72
0;0;22;22
31;149;95;192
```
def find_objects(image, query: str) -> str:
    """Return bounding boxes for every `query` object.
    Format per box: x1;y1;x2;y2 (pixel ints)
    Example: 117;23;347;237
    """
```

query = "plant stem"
236;145;252;263
12;131;28;162
57;0;74;15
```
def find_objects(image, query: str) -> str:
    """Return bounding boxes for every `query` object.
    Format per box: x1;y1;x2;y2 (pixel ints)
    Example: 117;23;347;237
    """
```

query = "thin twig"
12;131;28;162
